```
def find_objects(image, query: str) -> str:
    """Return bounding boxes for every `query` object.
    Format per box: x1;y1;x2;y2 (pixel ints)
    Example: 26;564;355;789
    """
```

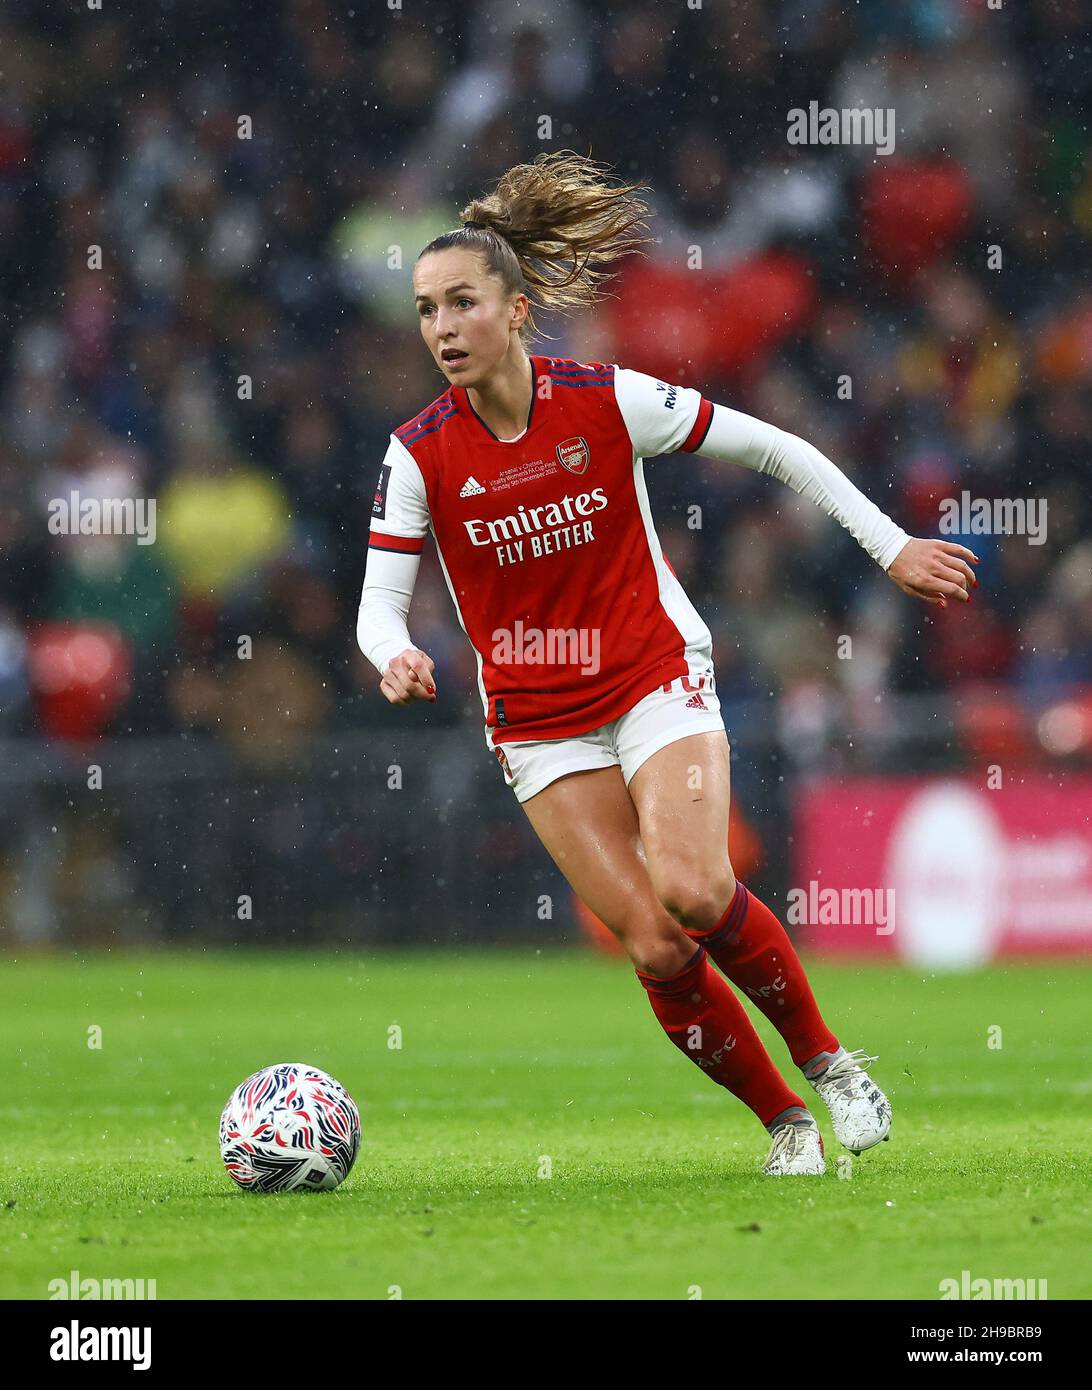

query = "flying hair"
417;150;654;346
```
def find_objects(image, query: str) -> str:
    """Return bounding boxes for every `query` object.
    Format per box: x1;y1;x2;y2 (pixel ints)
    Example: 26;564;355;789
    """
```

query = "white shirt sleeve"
612;365;714;458
613;364;908;570
695;403;911;572
356;435;431;675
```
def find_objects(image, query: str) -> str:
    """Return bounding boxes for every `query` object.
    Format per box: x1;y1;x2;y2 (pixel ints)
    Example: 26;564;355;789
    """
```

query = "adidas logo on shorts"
685;693;707;710
459;476;486;497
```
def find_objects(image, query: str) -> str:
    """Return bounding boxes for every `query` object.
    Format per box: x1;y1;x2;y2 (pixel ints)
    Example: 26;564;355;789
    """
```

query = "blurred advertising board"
793;776;1092;965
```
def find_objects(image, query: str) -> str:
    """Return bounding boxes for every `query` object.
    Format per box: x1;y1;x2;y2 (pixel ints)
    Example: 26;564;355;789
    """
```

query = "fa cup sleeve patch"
372;464;392;519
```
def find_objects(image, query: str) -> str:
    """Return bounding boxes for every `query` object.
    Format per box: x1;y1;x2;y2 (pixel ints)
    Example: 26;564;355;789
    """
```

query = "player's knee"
624;920;696;978
658;869;737;933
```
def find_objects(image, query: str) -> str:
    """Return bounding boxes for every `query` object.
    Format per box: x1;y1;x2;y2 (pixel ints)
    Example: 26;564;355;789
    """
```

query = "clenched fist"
380;648;436;705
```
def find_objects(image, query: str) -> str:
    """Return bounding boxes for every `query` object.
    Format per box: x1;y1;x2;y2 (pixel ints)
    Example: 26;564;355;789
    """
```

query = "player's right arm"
356;435;437;705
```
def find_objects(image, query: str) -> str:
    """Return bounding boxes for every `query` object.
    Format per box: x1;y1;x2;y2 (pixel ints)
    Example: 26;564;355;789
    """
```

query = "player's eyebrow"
414;283;476;303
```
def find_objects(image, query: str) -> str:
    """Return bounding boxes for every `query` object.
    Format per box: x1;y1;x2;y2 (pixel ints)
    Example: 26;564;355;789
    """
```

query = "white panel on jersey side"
430;525;491;725
629;454;714;664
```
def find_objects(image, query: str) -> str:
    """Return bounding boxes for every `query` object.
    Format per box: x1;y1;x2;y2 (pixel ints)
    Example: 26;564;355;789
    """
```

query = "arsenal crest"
494;746;512;778
556;436;589;475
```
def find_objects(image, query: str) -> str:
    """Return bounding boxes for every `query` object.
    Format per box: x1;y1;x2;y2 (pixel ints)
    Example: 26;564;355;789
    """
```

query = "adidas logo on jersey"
459;476;486;497
685;693;707;710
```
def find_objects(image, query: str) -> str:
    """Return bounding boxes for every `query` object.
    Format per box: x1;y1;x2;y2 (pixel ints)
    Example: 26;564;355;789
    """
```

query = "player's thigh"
518;767;688;972
626;730;736;928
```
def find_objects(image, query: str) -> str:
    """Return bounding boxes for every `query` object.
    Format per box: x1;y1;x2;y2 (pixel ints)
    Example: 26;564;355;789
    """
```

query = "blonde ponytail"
418;150;654;345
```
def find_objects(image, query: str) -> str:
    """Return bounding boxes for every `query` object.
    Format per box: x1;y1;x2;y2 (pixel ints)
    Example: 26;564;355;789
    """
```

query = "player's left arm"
612;366;977;607
693;402;977;607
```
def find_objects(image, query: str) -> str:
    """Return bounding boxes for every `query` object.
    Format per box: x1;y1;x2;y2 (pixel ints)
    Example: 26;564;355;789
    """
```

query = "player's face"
413;250;524;385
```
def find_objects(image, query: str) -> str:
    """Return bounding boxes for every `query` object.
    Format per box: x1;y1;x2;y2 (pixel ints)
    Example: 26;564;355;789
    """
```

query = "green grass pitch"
1;950;1088;1300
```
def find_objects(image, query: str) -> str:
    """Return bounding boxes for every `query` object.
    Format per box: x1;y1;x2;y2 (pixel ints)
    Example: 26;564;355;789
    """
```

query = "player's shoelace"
815;1048;879;1093
765;1123;813;1165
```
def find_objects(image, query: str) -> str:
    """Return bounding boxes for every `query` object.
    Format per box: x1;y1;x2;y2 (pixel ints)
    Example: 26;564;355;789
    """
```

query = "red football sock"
685;882;839;1068
635;943;807;1128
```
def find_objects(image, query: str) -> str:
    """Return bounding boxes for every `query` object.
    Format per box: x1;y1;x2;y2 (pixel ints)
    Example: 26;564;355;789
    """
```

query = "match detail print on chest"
451;428;611;574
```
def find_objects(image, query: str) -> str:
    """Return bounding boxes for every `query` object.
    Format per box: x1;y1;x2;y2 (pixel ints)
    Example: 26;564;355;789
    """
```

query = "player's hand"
886;538;979;609
380;648;436;705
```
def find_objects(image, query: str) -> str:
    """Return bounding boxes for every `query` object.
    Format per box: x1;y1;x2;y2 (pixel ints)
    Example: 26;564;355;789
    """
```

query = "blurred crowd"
2;0;1091;768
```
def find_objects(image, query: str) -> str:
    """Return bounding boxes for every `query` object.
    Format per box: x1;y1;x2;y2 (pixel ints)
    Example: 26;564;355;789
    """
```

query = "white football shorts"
485;657;726;803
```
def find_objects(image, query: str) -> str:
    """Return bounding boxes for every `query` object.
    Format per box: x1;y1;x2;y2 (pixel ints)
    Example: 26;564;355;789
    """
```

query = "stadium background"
1;0;1090;1308
1;0;1090;953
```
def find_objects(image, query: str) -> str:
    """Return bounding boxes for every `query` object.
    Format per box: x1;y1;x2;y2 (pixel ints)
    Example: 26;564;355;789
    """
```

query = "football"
219;1063;361;1193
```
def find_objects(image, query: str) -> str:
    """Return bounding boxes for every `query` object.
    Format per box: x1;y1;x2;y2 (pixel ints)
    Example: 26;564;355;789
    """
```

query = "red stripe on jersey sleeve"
680;397;714;452
369;531;425;555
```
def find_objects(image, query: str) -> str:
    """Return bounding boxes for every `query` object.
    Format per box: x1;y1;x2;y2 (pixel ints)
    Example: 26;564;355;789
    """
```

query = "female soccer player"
357;152;977;1175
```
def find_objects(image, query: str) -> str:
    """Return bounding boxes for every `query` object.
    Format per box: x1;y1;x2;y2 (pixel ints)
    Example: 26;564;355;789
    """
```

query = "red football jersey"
368;356;715;746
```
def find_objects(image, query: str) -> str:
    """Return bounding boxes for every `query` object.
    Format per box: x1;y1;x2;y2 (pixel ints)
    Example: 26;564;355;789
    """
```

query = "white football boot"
805;1048;892;1154
762;1119;826;1176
